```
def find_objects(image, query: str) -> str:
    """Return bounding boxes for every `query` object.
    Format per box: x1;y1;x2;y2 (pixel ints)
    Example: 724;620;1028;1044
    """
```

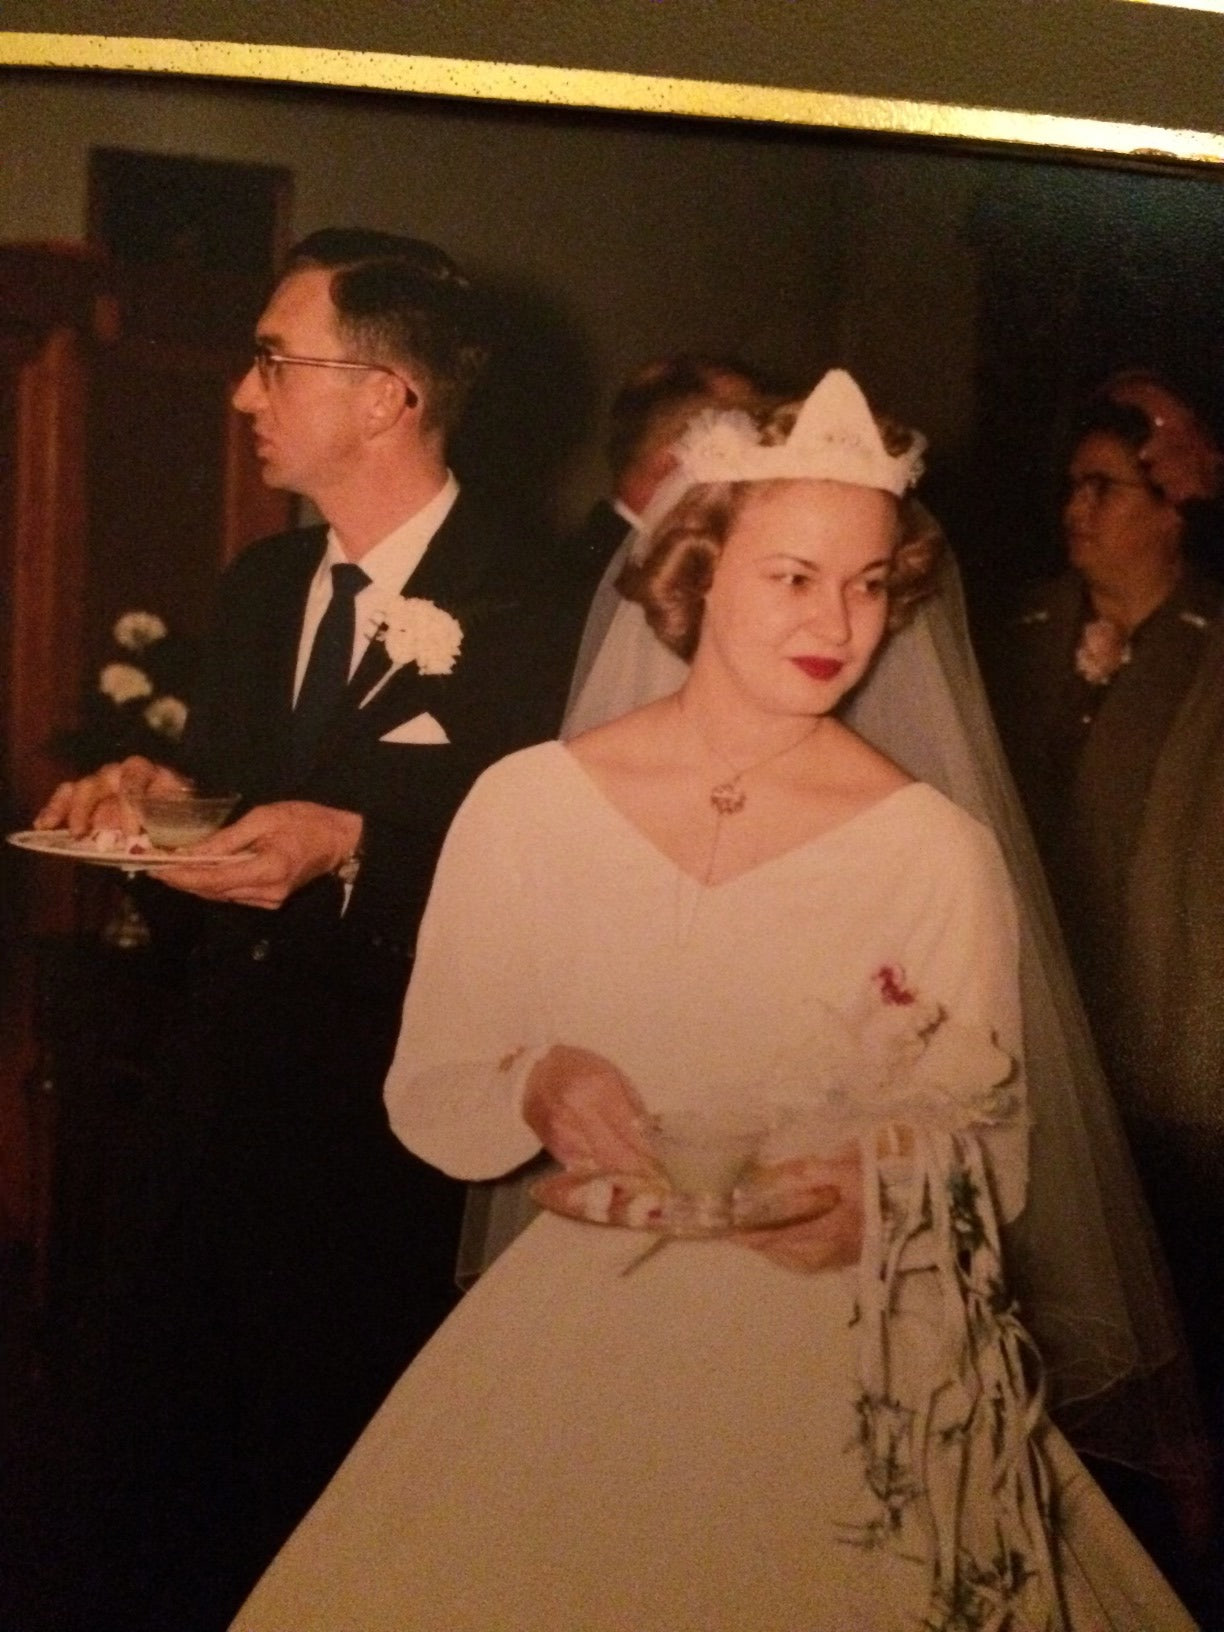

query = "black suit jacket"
554;498;631;616
92;492;562;1586
178;487;559;967
545;498;634;713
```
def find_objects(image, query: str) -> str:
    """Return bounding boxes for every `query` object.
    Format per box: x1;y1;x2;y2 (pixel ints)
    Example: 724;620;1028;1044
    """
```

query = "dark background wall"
4;25;1222;588
3;2;1221;502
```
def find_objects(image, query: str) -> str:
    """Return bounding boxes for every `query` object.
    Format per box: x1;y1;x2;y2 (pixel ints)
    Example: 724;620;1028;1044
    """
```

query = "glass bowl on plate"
136;790;240;850
645;1107;769;1230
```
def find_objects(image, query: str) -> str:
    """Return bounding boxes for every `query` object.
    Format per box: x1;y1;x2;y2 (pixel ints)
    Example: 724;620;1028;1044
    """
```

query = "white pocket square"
379;711;450;745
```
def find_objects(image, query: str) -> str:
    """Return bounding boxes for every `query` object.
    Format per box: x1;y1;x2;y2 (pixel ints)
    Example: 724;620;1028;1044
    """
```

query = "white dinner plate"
7;830;247;869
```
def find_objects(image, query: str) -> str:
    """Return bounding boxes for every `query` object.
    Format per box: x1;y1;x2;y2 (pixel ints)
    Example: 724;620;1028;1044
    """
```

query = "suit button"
250;938;271;962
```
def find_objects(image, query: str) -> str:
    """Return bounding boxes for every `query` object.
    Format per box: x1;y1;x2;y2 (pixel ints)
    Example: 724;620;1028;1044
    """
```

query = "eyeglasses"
252;343;418;406
1063;472;1152;504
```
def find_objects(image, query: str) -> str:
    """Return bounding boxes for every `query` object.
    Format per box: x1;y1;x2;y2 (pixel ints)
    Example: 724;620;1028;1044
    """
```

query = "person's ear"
367;370;417;434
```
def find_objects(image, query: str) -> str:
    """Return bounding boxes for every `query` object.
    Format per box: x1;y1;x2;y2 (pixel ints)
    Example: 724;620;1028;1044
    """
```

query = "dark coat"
996;569;1222;976
995;568;1224;1405
546;497;633;708
106;491;563;1627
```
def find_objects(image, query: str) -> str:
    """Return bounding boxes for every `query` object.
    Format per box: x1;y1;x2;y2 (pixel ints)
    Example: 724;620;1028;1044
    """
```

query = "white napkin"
379;711;449;745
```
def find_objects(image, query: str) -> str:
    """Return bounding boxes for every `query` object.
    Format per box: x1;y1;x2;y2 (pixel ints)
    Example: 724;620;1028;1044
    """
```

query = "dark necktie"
291;562;369;774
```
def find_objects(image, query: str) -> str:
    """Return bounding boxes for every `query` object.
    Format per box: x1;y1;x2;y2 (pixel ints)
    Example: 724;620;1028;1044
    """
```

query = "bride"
232;373;1195;1631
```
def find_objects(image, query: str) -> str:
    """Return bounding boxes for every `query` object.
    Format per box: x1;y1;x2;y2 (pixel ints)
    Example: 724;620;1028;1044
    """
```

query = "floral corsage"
1074;615;1130;685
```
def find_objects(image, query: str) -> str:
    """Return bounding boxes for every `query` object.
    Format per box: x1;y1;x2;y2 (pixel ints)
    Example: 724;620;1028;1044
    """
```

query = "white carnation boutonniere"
1074;616;1131;686
362;597;464;704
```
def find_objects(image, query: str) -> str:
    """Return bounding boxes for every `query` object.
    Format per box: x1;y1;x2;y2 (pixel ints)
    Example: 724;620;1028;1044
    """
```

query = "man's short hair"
282;228;489;435
605;352;780;481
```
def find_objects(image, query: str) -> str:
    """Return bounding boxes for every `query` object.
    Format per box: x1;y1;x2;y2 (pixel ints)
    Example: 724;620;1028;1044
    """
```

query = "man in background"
556;352;776;707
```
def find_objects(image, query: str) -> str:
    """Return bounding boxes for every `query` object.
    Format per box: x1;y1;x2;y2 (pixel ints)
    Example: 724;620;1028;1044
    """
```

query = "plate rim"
6;828;242;867
530;1167;837;1238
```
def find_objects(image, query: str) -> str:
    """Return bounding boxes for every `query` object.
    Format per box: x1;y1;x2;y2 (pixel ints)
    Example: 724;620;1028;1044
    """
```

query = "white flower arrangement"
763;965;1017;1139
60;607;194;772
375;597;464;679
113;609;168;651
99;661;154;705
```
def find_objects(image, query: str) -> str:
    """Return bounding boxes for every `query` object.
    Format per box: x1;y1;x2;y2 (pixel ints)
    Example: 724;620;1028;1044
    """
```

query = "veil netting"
461;547;1200;1481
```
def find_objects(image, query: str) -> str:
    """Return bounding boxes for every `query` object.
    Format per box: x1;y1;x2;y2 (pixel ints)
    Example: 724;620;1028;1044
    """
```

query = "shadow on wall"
450;274;599;554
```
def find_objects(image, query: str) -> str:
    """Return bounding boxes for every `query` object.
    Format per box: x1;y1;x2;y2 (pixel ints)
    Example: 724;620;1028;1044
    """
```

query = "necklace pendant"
710;778;747;816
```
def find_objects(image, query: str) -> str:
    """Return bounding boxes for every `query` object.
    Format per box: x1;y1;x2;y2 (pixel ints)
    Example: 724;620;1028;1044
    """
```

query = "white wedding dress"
233;742;1194;1632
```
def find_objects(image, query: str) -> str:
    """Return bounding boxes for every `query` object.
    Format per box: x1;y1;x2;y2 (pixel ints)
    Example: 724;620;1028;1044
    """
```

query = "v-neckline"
555;742;922;892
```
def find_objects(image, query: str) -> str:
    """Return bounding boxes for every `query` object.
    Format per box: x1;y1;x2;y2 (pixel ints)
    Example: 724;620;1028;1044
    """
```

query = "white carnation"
99;662;154;704
113;610;167;650
144;694;188;739
380;598;464;677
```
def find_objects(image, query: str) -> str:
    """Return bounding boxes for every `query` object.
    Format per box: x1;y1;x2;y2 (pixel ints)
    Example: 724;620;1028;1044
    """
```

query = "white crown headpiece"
630;368;926;561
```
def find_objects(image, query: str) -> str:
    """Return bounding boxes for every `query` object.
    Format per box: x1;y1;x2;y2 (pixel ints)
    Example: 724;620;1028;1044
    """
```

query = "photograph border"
2;27;1224;169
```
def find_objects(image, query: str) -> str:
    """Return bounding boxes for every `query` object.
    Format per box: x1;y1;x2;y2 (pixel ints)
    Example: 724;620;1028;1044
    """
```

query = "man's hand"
35;756;188;838
156;801;362;909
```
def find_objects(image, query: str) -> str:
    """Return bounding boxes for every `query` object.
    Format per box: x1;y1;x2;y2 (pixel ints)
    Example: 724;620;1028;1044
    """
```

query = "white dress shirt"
292;474;460;703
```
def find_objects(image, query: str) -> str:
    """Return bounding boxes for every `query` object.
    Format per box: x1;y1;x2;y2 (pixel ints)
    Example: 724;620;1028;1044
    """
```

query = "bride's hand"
523;1045;656;1177
739;1144;864;1273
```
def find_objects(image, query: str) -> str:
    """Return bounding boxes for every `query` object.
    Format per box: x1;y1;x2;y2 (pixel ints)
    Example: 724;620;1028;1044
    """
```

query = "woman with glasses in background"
997;397;1224;1544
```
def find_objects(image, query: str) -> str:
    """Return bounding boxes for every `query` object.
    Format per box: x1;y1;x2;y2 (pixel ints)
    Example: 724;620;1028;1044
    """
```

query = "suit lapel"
348;620;393;705
264;528;327;777
394;491;490;608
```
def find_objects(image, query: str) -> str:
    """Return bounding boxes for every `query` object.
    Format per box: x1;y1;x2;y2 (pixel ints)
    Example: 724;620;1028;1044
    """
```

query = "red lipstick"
791;656;845;681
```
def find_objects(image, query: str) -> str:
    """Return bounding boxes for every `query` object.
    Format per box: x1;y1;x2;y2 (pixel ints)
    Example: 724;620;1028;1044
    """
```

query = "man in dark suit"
556;353;775;708
35;229;559;1629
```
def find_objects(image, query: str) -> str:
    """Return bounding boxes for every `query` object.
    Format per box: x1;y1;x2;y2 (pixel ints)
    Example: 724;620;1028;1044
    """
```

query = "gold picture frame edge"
3;31;1224;167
